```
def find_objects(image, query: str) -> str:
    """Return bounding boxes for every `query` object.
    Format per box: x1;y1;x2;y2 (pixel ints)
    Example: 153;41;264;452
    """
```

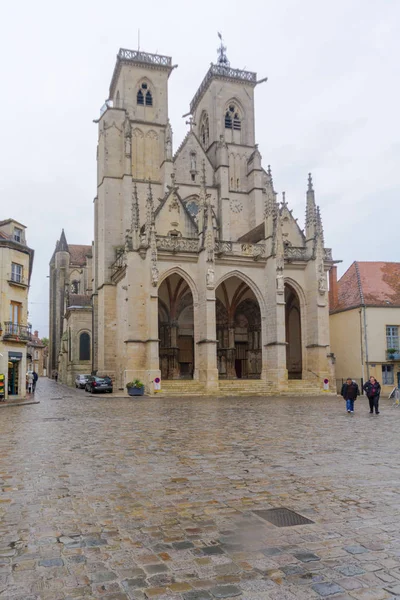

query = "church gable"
173;132;214;186
155;189;198;238
280;202;305;247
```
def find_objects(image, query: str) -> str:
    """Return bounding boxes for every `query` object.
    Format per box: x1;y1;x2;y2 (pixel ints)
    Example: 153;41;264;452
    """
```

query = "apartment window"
386;325;399;350
11;263;23;283
382;364;394;385
10;302;21;324
34;350;39;360
13;227;22;242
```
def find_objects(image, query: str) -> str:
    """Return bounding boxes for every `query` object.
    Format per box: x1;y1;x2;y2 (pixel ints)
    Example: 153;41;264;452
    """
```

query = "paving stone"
144;564;169;574
294;552;321;563
183;592;213;600
209;584;242;597
312;581;345;596
38;558;64;567
335;564;366;576
343;546;368;555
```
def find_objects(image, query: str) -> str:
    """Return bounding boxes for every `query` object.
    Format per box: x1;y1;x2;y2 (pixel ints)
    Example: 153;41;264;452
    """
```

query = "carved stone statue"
125;136;131;157
206;267;215;288
151;264;159;287
276;271;284;295
318;275;327;295
190;152;197;172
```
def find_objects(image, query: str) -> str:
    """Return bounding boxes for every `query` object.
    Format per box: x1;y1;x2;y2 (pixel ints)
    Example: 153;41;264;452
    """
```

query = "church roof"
69;244;92;266
334;261;400;311
238;223;265;244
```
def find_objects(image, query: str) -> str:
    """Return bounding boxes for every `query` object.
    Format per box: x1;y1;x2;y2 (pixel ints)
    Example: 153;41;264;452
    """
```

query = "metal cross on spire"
217;32;230;67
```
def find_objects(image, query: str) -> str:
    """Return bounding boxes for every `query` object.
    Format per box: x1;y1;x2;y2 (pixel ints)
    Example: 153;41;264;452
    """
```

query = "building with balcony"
0;219;34;399
329;262;400;393
48;231;93;385
86;43;338;395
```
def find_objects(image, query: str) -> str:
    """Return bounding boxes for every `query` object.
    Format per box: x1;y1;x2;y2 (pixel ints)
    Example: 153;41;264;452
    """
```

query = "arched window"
79;332;90;361
145;90;153;106
137;82;153;107
225;104;241;131
137;89;144;105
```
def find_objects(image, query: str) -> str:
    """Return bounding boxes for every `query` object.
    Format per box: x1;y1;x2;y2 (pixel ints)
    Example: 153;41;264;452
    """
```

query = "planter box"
127;386;144;397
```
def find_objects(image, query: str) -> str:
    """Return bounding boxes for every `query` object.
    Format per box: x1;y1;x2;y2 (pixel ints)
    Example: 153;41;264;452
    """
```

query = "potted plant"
387;348;397;360
126;379;145;396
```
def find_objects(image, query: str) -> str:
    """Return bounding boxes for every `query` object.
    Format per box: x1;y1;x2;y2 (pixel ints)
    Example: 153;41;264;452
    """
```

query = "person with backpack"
363;376;381;415
341;378;360;414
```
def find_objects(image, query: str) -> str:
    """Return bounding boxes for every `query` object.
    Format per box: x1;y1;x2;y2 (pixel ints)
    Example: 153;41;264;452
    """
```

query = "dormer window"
13;227;22;243
137;82;153;106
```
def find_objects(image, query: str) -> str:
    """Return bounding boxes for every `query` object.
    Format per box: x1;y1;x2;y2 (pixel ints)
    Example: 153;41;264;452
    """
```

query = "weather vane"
217;32;230;67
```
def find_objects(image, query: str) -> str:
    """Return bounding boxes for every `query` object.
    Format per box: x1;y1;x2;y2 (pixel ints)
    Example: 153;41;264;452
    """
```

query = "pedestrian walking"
341;378;360;414
27;372;34;394
363;376;381;415
32;371;38;393
54;370;58;382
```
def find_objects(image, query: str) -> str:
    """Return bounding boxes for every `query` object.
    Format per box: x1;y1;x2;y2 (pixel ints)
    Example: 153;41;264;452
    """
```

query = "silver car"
75;374;90;389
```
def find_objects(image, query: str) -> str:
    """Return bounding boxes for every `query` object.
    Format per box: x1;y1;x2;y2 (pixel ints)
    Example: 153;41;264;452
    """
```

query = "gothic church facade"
88;43;336;394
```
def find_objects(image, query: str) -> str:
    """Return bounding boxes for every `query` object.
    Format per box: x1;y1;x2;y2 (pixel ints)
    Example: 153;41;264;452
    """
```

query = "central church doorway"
215;276;262;379
158;274;194;379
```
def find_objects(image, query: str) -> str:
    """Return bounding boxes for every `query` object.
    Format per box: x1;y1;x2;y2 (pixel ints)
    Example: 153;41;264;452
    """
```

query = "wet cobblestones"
1;378;400;599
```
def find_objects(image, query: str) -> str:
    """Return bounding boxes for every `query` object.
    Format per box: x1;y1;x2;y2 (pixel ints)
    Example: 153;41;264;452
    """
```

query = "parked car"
75;374;90;389
85;376;113;394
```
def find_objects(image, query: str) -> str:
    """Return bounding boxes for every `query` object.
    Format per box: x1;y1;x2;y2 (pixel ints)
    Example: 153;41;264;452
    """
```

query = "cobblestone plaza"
1;380;400;599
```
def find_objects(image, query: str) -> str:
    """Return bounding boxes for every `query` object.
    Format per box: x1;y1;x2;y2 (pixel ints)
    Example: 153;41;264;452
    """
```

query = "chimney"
329;266;338;309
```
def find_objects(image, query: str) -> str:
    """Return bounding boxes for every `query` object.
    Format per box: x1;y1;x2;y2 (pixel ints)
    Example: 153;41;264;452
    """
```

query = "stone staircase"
159;378;333;398
159;380;207;397
282;379;327;396
217;379;274;397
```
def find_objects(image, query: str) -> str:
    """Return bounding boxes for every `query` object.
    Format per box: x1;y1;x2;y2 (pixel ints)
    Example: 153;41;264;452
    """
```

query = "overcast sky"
1;0;399;336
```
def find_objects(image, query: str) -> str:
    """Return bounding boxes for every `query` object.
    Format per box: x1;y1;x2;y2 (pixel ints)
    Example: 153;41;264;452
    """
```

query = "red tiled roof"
69;244;92;266
335;261;400;311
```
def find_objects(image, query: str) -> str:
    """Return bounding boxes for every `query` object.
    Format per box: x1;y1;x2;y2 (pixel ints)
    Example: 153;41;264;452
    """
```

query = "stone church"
50;41;337;394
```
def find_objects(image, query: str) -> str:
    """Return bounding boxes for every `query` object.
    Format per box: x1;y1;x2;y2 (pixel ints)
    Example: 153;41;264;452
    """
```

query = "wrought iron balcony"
2;322;32;341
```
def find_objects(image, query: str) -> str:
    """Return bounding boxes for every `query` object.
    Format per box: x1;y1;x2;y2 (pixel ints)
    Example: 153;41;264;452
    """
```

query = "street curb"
0;401;40;408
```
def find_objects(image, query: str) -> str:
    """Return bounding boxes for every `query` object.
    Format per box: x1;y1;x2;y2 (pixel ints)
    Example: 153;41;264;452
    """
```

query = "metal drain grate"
253;508;314;527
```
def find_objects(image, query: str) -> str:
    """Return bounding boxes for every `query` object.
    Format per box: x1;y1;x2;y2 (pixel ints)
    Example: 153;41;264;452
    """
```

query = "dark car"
85;376;113;394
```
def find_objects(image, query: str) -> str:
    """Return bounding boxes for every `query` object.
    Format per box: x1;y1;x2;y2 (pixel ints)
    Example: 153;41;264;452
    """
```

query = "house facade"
329;262;400;394
88;44;337;394
0;219;34;399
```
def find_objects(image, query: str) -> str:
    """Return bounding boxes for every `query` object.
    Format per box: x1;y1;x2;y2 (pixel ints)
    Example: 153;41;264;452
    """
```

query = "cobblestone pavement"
1;378;400;600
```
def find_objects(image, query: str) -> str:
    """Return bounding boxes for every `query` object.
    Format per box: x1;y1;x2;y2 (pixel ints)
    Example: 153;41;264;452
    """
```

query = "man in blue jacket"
341;378;360;414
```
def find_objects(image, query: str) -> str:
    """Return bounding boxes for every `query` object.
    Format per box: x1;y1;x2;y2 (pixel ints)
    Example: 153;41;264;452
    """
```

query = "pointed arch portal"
215;276;262;379
158;274;194;379
285;283;302;379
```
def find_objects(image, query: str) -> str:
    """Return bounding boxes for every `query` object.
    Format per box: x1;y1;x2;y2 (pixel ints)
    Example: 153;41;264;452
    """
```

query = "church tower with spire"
59;39;339;395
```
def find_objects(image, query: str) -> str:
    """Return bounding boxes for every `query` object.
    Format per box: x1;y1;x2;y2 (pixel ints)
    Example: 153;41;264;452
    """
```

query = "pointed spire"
264;165;277;220
281;191;287;209
274;209;284;271
58;229;68;252
305;172;316;239
316;205;324;245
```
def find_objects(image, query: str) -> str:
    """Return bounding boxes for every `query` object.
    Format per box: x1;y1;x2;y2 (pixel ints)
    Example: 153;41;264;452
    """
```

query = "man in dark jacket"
363;376;381;415
341;378;360;414
32;371;38;393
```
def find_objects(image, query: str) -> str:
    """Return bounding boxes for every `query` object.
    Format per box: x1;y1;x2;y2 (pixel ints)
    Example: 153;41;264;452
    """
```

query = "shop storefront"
8;352;22;396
